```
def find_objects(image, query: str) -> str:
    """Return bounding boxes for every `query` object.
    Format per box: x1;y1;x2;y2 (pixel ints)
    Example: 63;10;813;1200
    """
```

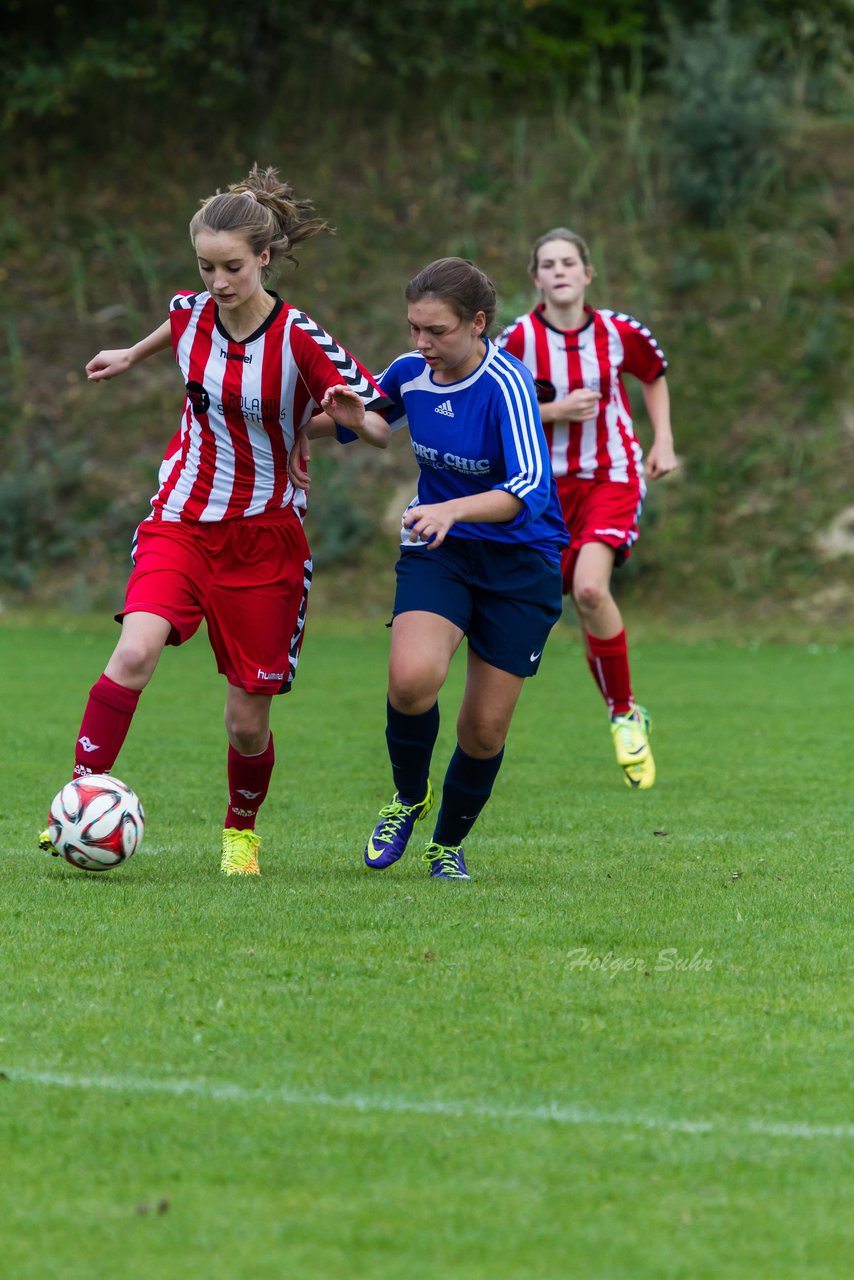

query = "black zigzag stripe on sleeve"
170;293;198;311
611;311;660;345
291;312;376;399
607;310;667;363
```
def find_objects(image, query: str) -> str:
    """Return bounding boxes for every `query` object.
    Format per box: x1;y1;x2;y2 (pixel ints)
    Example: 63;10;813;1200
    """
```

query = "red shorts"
557;476;644;594
120;512;312;695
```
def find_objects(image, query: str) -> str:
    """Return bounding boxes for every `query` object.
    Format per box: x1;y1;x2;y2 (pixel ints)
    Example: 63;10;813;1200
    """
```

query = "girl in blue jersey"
292;258;566;880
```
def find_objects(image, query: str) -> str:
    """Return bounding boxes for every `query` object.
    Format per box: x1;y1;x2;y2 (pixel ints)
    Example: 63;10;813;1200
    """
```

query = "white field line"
2;1067;852;1141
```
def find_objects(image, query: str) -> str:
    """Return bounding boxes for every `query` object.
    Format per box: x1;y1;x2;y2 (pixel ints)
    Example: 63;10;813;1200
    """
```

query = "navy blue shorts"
392;538;563;677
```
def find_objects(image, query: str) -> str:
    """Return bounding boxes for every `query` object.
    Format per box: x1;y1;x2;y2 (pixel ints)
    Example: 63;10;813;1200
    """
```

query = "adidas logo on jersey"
435;399;454;417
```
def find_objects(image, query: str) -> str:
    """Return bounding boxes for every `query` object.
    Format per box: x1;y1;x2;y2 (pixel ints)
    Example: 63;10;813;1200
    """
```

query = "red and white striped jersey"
497;304;667;483
146;291;385;524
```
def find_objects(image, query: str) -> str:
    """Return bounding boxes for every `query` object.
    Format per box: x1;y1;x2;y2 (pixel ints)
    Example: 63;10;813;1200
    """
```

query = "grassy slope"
0;617;851;1279
2;107;852;627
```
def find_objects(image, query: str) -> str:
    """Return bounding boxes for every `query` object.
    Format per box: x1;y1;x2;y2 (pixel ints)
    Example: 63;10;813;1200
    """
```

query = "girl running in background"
39;165;389;876
291;258;567;880
498;229;677;790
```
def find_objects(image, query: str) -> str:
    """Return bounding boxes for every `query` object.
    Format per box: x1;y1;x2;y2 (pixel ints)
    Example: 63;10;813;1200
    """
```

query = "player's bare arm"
86;319;172;381
320;385;391;448
539;389;601;422
288;428;314;491
641;377;677;479
403;491;523;549
289;390;389;492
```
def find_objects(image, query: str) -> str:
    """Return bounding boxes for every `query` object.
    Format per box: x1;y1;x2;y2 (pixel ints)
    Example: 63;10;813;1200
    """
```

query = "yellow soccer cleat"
39;829;59;856
610;705;656;790
221;827;261;876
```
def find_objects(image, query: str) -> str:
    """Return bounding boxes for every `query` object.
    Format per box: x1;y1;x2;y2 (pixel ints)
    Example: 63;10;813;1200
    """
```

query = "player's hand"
321;384;367;430
555;389;601;420
289;432;312;491
646;441;679;479
86;349;133;381
402;503;456;549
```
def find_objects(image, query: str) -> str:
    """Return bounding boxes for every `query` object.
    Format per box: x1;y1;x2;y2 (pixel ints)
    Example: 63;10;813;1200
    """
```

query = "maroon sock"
585;629;634;717
73;674;141;777
225;734;275;830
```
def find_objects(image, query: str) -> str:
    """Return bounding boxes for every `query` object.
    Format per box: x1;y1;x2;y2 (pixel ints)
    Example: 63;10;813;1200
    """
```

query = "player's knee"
225;720;267;755
388;662;442;714
574;579;609;615
224;708;268;755
388;676;438;715
229;728;267;755
107;640;159;687
458;718;506;758
390;686;436;716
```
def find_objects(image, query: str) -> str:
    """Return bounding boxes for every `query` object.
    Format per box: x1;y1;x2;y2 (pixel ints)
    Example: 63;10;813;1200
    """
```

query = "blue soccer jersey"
375;339;567;561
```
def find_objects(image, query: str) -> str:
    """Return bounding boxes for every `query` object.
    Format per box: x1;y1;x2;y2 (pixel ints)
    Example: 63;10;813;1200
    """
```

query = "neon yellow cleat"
610;705;655;790
39;829;59;856
221;827;261;876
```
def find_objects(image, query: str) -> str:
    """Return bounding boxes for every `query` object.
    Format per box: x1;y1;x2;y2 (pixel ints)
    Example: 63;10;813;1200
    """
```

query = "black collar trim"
214;292;283;344
533;303;595;337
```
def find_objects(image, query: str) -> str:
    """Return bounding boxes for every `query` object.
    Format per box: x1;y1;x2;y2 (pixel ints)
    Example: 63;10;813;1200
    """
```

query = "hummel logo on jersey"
257;669;285;680
77;735;101;753
435;399;454;417
236;789;262;799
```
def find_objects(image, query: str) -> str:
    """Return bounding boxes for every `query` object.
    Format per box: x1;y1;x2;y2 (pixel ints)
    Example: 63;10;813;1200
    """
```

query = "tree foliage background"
1;1;852;629
4;0;851;135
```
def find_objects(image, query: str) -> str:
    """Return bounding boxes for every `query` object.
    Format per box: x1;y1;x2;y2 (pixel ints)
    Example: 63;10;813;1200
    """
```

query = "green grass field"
0;614;851;1280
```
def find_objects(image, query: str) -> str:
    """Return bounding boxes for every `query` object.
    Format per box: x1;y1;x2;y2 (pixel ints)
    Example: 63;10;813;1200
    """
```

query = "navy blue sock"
433;745;505;846
385;699;439;803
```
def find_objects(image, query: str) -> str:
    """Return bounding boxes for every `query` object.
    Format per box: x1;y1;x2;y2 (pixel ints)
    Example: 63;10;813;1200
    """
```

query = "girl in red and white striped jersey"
39;166;389;875
498;229;677;789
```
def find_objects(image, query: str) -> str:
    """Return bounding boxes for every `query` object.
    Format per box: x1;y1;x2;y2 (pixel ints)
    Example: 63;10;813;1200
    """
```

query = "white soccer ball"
47;774;145;871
